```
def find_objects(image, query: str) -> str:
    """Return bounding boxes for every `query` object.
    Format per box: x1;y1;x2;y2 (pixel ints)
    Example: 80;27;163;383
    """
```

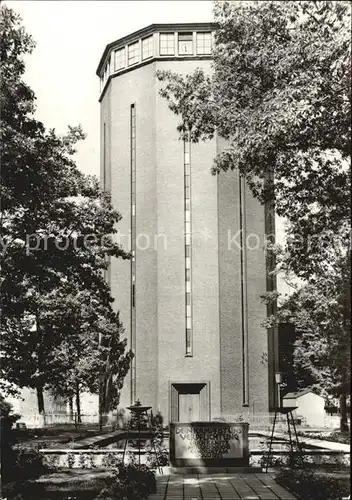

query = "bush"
96;462;156;500
276;468;351;500
1;396;49;499
14;448;48;480
1;396;20;483
146;447;169;469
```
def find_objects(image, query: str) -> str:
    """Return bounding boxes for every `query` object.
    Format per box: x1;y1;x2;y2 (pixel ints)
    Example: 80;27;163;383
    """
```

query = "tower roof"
96;22;217;76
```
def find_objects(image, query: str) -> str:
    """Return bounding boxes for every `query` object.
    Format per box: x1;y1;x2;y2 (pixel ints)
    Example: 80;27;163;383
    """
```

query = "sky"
7;0;214;176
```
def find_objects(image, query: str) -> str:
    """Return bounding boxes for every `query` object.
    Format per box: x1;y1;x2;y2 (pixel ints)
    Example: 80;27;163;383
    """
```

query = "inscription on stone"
170;422;249;466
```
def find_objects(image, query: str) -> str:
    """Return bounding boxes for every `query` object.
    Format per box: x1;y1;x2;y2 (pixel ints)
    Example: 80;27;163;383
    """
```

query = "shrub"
101;452;122;469
14;448;48;480
146;447;169;469
0;395;21;483
96;462;156;500
276;468;351;500
1;396;49;488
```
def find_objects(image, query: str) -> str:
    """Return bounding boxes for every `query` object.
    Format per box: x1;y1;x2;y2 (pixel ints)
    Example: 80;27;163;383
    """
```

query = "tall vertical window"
178;32;193;55
184;139;193;356
142;36;153;60
160;33;175;55
130;104;137;403
196;32;212;55
114;47;125;70
239;175;249;406
128;41;139;66
103;123;106;190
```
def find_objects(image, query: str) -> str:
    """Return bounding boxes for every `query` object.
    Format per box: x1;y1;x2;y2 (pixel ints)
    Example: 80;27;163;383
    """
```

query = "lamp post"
275;372;283;409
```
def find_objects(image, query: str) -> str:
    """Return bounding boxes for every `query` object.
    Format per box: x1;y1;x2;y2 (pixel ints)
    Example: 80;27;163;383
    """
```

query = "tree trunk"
99;387;103;432
69;397;74;420
37;386;45;414
75;382;81;423
340;392;349;432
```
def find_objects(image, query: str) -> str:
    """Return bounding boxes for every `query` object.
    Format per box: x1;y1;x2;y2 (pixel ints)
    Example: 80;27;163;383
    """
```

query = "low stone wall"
39;447;350;470
41;449;127;469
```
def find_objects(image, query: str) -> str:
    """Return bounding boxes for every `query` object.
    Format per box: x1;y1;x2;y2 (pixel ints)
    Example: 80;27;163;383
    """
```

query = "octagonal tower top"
96;23;217;98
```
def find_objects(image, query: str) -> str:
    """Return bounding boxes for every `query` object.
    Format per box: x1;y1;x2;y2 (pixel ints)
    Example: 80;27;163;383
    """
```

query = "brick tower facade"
97;23;279;422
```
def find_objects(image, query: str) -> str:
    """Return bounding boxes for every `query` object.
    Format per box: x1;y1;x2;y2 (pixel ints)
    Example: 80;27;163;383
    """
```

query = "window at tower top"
98;25;216;95
128;41;140;66
160;33;175;55
142;36;153;60
178;32;193;55
115;47;125;71
196;32;212;55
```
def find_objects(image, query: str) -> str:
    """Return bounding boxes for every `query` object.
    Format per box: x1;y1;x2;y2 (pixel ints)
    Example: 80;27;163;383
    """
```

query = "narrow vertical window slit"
130;104;137;403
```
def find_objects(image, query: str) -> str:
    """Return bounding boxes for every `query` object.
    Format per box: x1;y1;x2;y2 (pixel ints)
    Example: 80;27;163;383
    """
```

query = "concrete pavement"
149;473;297;500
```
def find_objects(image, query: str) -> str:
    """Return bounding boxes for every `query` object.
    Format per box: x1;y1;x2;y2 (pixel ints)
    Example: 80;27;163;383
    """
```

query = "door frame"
169;381;211;423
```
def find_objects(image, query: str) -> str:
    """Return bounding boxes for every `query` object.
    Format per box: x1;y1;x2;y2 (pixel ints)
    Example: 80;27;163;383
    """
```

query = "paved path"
149;473;297;500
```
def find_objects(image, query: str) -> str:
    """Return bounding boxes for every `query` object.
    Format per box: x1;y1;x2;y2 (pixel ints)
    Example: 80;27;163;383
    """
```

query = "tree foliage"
157;0;350;277
0;5;132;413
157;1;351;428
278;281;350;397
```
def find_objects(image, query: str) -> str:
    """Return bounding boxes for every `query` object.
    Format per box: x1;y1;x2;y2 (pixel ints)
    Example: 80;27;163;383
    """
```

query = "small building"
283;389;325;427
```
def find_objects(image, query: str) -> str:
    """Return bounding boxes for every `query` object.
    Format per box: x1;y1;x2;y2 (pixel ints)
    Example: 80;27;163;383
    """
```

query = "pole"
291;412;305;467
138;412;141;465
266;410;277;472
286;413;294;455
277;383;281;410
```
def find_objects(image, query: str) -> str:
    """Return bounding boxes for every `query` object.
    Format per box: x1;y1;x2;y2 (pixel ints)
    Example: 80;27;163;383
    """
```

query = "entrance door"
170;382;209;422
178;392;200;422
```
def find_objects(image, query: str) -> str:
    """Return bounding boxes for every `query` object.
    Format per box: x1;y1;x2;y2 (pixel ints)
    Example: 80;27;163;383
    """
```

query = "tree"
0;5;132;414
157;0;350;265
157;1;351;429
277;277;350;431
45;288;133;422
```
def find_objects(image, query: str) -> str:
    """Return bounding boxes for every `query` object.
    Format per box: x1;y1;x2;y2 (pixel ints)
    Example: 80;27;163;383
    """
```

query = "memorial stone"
170;421;249;467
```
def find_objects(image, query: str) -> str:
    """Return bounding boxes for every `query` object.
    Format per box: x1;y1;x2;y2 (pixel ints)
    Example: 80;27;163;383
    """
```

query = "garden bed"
296;430;351;445
2;469;112;500
274;465;351;500
2;464;157;500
